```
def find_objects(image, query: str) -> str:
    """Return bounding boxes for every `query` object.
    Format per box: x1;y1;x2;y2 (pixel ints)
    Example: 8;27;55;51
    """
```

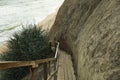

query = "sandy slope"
0;44;8;53
37;8;58;30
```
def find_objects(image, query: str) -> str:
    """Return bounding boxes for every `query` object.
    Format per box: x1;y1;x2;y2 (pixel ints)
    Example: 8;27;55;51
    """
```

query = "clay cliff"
50;0;120;80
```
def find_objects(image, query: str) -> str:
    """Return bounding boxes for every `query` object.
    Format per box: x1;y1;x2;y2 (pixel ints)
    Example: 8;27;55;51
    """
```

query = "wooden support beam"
0;58;55;69
54;60;57;80
0;61;33;69
48;61;51;75
30;68;35;80
44;63;48;80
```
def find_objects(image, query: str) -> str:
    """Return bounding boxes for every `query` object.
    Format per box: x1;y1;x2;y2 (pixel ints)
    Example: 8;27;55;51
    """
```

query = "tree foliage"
0;25;54;80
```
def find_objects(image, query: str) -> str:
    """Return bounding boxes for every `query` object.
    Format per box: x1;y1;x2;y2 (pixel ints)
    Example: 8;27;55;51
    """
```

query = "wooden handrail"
0;58;55;69
0;42;59;69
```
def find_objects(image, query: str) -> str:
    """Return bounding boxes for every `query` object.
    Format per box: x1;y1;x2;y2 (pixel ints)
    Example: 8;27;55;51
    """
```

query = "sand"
37;8;58;30
0;44;8;53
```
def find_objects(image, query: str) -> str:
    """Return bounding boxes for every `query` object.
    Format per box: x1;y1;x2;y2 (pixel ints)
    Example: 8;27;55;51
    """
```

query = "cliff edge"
50;0;120;80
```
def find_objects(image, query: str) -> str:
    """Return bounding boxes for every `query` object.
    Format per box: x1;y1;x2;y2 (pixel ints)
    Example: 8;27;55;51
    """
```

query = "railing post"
44;63;48;80
54;60;57;80
30;68;35;80
48;61;51;75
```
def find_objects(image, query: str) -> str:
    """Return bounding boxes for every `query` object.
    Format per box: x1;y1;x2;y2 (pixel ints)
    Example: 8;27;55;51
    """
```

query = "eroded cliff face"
50;0;120;80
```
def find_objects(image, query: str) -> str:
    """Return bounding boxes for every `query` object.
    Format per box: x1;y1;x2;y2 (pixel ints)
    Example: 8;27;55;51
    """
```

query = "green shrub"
0;25;54;80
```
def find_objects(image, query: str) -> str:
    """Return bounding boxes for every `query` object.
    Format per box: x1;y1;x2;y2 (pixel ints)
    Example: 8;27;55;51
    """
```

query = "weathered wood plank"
0;58;55;69
57;50;76;80
0;61;33;69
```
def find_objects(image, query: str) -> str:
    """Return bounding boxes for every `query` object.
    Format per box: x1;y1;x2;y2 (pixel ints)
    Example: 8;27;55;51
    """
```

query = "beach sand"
37;8;58;30
0;44;8;53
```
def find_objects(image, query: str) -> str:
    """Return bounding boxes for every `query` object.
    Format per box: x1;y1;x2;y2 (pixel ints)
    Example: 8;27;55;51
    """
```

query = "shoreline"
0;8;58;54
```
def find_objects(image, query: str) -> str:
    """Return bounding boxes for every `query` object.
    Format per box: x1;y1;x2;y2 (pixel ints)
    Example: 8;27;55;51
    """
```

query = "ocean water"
0;0;64;45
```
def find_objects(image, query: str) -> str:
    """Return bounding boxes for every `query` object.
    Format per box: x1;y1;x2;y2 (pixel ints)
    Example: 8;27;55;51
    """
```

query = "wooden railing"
0;42;60;80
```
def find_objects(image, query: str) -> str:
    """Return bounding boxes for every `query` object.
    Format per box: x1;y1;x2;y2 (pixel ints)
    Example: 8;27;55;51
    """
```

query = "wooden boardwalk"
0;42;76;80
57;50;76;80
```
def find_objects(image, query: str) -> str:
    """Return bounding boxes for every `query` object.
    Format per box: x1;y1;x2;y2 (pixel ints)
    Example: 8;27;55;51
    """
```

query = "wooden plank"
44;63;48;80
63;52;67;80
0;61;33;69
30;68;35;80
48;61;51;75
67;55;73;80
54;60;57;80
0;58;55;69
47;70;57;80
36;58;55;64
57;50;65;80
57;50;76;80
